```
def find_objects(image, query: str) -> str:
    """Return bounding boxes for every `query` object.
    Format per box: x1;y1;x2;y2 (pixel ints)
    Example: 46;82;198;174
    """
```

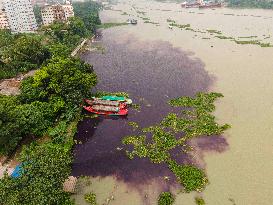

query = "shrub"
158;192;175;205
84;192;97;205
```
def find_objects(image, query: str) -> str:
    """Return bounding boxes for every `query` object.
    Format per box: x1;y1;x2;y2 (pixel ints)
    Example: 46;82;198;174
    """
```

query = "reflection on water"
73;0;273;204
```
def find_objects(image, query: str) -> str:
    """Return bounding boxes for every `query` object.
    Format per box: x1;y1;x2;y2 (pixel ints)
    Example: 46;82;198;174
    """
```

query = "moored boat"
83;106;128;116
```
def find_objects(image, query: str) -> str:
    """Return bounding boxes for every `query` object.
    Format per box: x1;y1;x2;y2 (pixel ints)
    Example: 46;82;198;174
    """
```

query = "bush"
0;143;73;205
84;192;97;205
158;192;175;205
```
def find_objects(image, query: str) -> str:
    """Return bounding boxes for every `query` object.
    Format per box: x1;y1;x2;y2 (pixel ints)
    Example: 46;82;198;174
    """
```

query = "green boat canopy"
101;96;125;101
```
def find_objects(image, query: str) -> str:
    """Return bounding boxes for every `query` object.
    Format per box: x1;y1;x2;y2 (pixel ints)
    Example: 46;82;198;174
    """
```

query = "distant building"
0;11;9;29
3;0;37;33
31;0;47;6
41;2;74;26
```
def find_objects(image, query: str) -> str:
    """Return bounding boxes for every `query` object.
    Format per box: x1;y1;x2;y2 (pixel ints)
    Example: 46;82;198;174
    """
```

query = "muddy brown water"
72;0;273;204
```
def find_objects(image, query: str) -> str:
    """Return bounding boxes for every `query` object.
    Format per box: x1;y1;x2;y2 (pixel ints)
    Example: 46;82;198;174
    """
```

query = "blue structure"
11;164;22;178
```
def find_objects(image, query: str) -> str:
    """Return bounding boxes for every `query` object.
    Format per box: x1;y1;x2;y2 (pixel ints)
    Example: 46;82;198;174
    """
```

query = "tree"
20;57;97;105
2;35;50;72
0;143;73;205
68;17;88;37
0;95;56;155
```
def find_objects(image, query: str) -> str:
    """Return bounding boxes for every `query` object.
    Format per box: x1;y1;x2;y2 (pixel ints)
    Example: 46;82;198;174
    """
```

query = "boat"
127;19;138;25
83;105;128;116
95;96;132;105
85;98;127;109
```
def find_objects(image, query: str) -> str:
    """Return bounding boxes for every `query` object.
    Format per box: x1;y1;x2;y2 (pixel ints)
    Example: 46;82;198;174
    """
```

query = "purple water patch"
72;29;228;188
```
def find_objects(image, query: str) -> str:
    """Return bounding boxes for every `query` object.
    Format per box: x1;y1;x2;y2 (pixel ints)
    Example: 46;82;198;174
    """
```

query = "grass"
169;23;191;29
144;21;160;25
234;40;273;47
215;35;234;40
206;29;222;35
97;22;128;29
167;19;176;23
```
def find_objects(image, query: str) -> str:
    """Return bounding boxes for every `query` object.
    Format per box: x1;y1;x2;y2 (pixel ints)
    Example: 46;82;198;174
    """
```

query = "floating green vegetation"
84;192;97;205
215;35;234;40
167;19;176;23
170;23;191;29
234;40;273;47
144;21;160;25
169;160;208;192
136;10;146;15
128;121;139;130
195;197;206;205
238;36;257;39
141;17;150;21
132;103;141;110
206;29;222;35
185;27;197;32
158;192;175;205
97;22;128;29
122;92;230;192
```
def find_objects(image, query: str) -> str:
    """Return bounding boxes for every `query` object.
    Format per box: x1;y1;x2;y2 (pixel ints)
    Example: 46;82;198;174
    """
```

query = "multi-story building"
0;11;9;29
41;2;74;26
3;0;37;33
31;0;46;6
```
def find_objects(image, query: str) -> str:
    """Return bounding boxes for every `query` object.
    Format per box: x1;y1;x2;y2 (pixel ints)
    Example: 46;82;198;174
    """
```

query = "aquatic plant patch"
84;192;97;205
122;92;230;192
158;192;175;205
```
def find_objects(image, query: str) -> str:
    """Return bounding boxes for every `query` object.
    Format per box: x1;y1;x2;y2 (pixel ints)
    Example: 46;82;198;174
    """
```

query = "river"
72;0;273;204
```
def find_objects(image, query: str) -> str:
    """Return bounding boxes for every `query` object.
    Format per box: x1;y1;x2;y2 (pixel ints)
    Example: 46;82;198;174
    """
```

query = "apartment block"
3;0;37;33
41;2;74;26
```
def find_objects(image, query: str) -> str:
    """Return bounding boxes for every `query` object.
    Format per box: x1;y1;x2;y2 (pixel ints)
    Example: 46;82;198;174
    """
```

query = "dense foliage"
227;0;273;9
0;95;57;155
158;192;175;205
0;32;50;79
0;2;101;204
0;143;73;205
84;192;98;205
20;57;97;105
123;93;230;192
73;0;101;33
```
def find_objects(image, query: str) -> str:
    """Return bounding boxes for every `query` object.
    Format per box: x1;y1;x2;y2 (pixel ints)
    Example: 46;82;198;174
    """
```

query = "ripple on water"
72;29;228;190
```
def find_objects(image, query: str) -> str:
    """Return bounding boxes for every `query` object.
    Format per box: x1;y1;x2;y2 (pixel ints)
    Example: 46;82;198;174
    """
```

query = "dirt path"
0;70;37;96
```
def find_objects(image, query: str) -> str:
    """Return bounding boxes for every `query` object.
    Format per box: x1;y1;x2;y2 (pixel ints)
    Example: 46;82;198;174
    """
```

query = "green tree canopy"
20;57;97;105
0;143;73;205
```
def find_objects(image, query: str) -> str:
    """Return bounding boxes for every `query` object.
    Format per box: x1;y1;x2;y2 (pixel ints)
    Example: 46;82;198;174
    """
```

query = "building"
31;0;46;6
3;0;37;33
0;11;9;29
41;2;74;26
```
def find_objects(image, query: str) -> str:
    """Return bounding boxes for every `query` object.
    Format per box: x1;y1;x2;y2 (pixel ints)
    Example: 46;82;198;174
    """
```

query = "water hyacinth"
122;92;230;192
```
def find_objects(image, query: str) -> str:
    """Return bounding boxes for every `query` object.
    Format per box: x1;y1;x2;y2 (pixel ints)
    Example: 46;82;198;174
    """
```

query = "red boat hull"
83;106;128;116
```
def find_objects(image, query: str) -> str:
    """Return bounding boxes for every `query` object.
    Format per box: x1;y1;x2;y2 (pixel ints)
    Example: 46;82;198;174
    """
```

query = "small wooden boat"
100;96;133;105
83;106;128;116
85;98;127;109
